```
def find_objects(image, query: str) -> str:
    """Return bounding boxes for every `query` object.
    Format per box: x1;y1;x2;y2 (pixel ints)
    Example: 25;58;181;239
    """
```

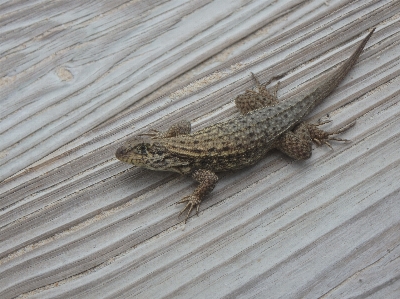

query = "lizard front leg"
139;120;191;138
275;121;355;160
177;169;218;223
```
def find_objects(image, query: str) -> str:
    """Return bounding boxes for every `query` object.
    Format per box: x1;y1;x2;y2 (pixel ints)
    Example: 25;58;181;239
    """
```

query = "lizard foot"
311;121;356;149
176;195;201;223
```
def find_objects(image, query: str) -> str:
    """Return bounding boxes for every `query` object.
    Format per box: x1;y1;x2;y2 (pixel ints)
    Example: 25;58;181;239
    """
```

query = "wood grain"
1;0;399;298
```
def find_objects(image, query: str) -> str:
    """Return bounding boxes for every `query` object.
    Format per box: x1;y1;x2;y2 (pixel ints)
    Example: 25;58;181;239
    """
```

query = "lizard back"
160;29;375;167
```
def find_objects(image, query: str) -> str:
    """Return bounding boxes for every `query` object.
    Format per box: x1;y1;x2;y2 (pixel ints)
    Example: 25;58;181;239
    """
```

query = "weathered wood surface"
1;0;400;298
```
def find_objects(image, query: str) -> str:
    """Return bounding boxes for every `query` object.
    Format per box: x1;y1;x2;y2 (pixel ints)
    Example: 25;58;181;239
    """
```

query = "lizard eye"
136;143;147;155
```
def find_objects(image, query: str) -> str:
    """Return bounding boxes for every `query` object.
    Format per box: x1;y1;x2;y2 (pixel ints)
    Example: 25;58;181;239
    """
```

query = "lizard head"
115;137;189;173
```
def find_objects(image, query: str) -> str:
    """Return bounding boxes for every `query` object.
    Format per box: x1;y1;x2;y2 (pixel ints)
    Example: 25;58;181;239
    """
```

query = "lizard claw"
176;195;201;223
313;135;350;148
316;119;332;126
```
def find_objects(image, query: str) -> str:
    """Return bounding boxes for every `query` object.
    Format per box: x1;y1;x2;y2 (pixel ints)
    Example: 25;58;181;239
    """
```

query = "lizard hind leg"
275;121;355;160
275;123;313;160
235;72;280;115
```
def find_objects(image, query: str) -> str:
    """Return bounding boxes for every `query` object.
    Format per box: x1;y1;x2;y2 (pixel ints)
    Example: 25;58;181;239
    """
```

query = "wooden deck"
1;1;399;298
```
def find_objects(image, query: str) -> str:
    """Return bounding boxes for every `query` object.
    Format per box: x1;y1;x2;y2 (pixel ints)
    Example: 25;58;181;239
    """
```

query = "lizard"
116;28;375;223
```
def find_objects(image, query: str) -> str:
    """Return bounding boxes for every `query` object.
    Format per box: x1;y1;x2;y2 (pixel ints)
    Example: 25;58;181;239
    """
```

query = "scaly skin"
116;28;375;222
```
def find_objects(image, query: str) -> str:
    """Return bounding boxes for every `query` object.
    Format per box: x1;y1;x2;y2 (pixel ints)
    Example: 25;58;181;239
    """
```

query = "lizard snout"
115;146;128;161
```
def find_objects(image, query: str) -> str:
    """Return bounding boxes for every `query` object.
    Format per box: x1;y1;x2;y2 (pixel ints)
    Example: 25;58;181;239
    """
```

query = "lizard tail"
306;28;376;112
330;27;376;89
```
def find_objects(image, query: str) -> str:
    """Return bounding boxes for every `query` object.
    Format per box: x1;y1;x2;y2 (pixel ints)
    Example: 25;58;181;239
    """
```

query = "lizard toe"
177;195;201;223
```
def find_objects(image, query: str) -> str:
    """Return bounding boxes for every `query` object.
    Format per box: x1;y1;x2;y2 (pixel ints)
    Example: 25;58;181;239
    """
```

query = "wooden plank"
0;0;399;298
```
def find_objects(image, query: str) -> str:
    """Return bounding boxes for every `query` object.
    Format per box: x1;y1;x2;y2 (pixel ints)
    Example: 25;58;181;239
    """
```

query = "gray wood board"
1;0;399;298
